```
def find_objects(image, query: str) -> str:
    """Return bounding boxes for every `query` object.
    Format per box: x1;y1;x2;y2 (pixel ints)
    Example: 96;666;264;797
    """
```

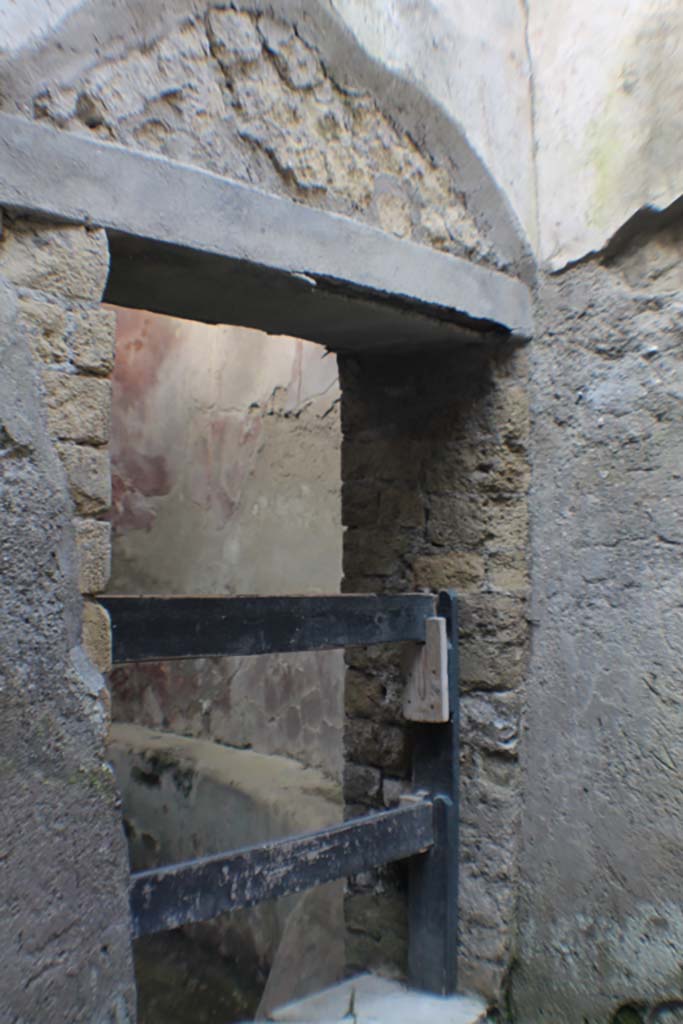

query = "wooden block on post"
403;616;449;723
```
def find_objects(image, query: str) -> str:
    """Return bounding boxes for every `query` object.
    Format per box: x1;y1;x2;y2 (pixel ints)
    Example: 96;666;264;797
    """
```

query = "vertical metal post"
408;589;459;994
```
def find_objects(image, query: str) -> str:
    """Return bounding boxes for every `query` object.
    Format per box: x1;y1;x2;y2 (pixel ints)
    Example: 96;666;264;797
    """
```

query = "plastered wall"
513;211;683;1024
0;5;520;1014
107;308;344;782
528;0;683;268
320;0;535;249
4;0;681;270
0;0;536;250
0;0;529;275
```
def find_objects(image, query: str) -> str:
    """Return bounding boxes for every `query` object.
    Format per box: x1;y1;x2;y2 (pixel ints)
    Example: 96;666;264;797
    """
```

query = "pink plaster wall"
106;306;344;780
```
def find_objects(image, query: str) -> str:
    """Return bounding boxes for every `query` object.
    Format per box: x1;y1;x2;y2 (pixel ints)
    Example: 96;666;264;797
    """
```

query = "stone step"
251;973;488;1024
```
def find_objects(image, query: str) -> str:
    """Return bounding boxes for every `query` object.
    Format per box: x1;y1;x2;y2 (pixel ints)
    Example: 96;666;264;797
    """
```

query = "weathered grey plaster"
0;0;83;51
514;219;683;1021
528;0;683;268
8;0;682;274
0;272;135;1020
0;114;533;346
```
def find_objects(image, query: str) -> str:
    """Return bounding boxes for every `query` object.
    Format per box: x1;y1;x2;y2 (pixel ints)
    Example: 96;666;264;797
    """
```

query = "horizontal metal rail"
101;593;436;664
130;800;434;938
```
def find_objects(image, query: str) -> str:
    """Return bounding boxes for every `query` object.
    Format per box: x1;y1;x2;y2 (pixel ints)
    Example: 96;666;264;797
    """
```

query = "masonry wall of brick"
0;216;117;673
339;344;530;998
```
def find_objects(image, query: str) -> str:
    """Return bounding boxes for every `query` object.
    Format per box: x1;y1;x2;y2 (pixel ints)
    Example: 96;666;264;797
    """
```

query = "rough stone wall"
329;0;536;248
339;344;530;999
513;217;683;1022
107;307;343;781
0;213;135;1019
26;6;492;265
0;0;536;260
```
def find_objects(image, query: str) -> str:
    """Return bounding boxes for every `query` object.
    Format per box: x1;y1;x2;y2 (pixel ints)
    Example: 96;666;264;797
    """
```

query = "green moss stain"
67;763;118;801
586;11;683;234
586;105;625;231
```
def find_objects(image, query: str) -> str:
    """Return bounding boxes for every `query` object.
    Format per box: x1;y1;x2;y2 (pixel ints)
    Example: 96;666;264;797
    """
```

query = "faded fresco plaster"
514;218;683;1023
107;307;344;781
106;307;346;1017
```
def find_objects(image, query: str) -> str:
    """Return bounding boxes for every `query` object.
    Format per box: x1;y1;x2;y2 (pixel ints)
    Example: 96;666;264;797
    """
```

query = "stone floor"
258;973;488;1024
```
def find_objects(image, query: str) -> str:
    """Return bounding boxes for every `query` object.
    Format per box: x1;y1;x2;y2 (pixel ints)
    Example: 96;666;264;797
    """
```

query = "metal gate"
100;589;460;995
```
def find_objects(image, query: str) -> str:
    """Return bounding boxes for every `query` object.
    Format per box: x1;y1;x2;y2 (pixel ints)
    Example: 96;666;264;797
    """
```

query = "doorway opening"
104;305;344;1022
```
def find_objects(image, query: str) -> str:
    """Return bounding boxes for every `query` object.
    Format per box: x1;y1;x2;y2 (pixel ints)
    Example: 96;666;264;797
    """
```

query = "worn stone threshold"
245;973;489;1024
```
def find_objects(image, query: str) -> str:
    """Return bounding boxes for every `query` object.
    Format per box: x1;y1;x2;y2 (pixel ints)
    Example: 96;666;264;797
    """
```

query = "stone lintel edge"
0;113;533;339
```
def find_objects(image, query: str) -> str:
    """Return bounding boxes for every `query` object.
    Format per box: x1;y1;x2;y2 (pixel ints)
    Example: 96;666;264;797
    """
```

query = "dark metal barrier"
130;801;434;939
103;590;460;995
100;593;436;662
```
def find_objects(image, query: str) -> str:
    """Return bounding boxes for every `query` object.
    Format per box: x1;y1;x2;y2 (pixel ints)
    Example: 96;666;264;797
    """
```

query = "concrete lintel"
0;114;533;347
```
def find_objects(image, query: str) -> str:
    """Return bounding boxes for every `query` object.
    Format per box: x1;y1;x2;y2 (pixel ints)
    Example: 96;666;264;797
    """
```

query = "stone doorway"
104;305;345;1021
0;109;532;1017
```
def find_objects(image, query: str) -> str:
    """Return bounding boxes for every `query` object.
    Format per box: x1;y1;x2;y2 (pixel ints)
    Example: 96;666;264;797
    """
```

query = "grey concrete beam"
103;233;488;352
0;114;533;348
